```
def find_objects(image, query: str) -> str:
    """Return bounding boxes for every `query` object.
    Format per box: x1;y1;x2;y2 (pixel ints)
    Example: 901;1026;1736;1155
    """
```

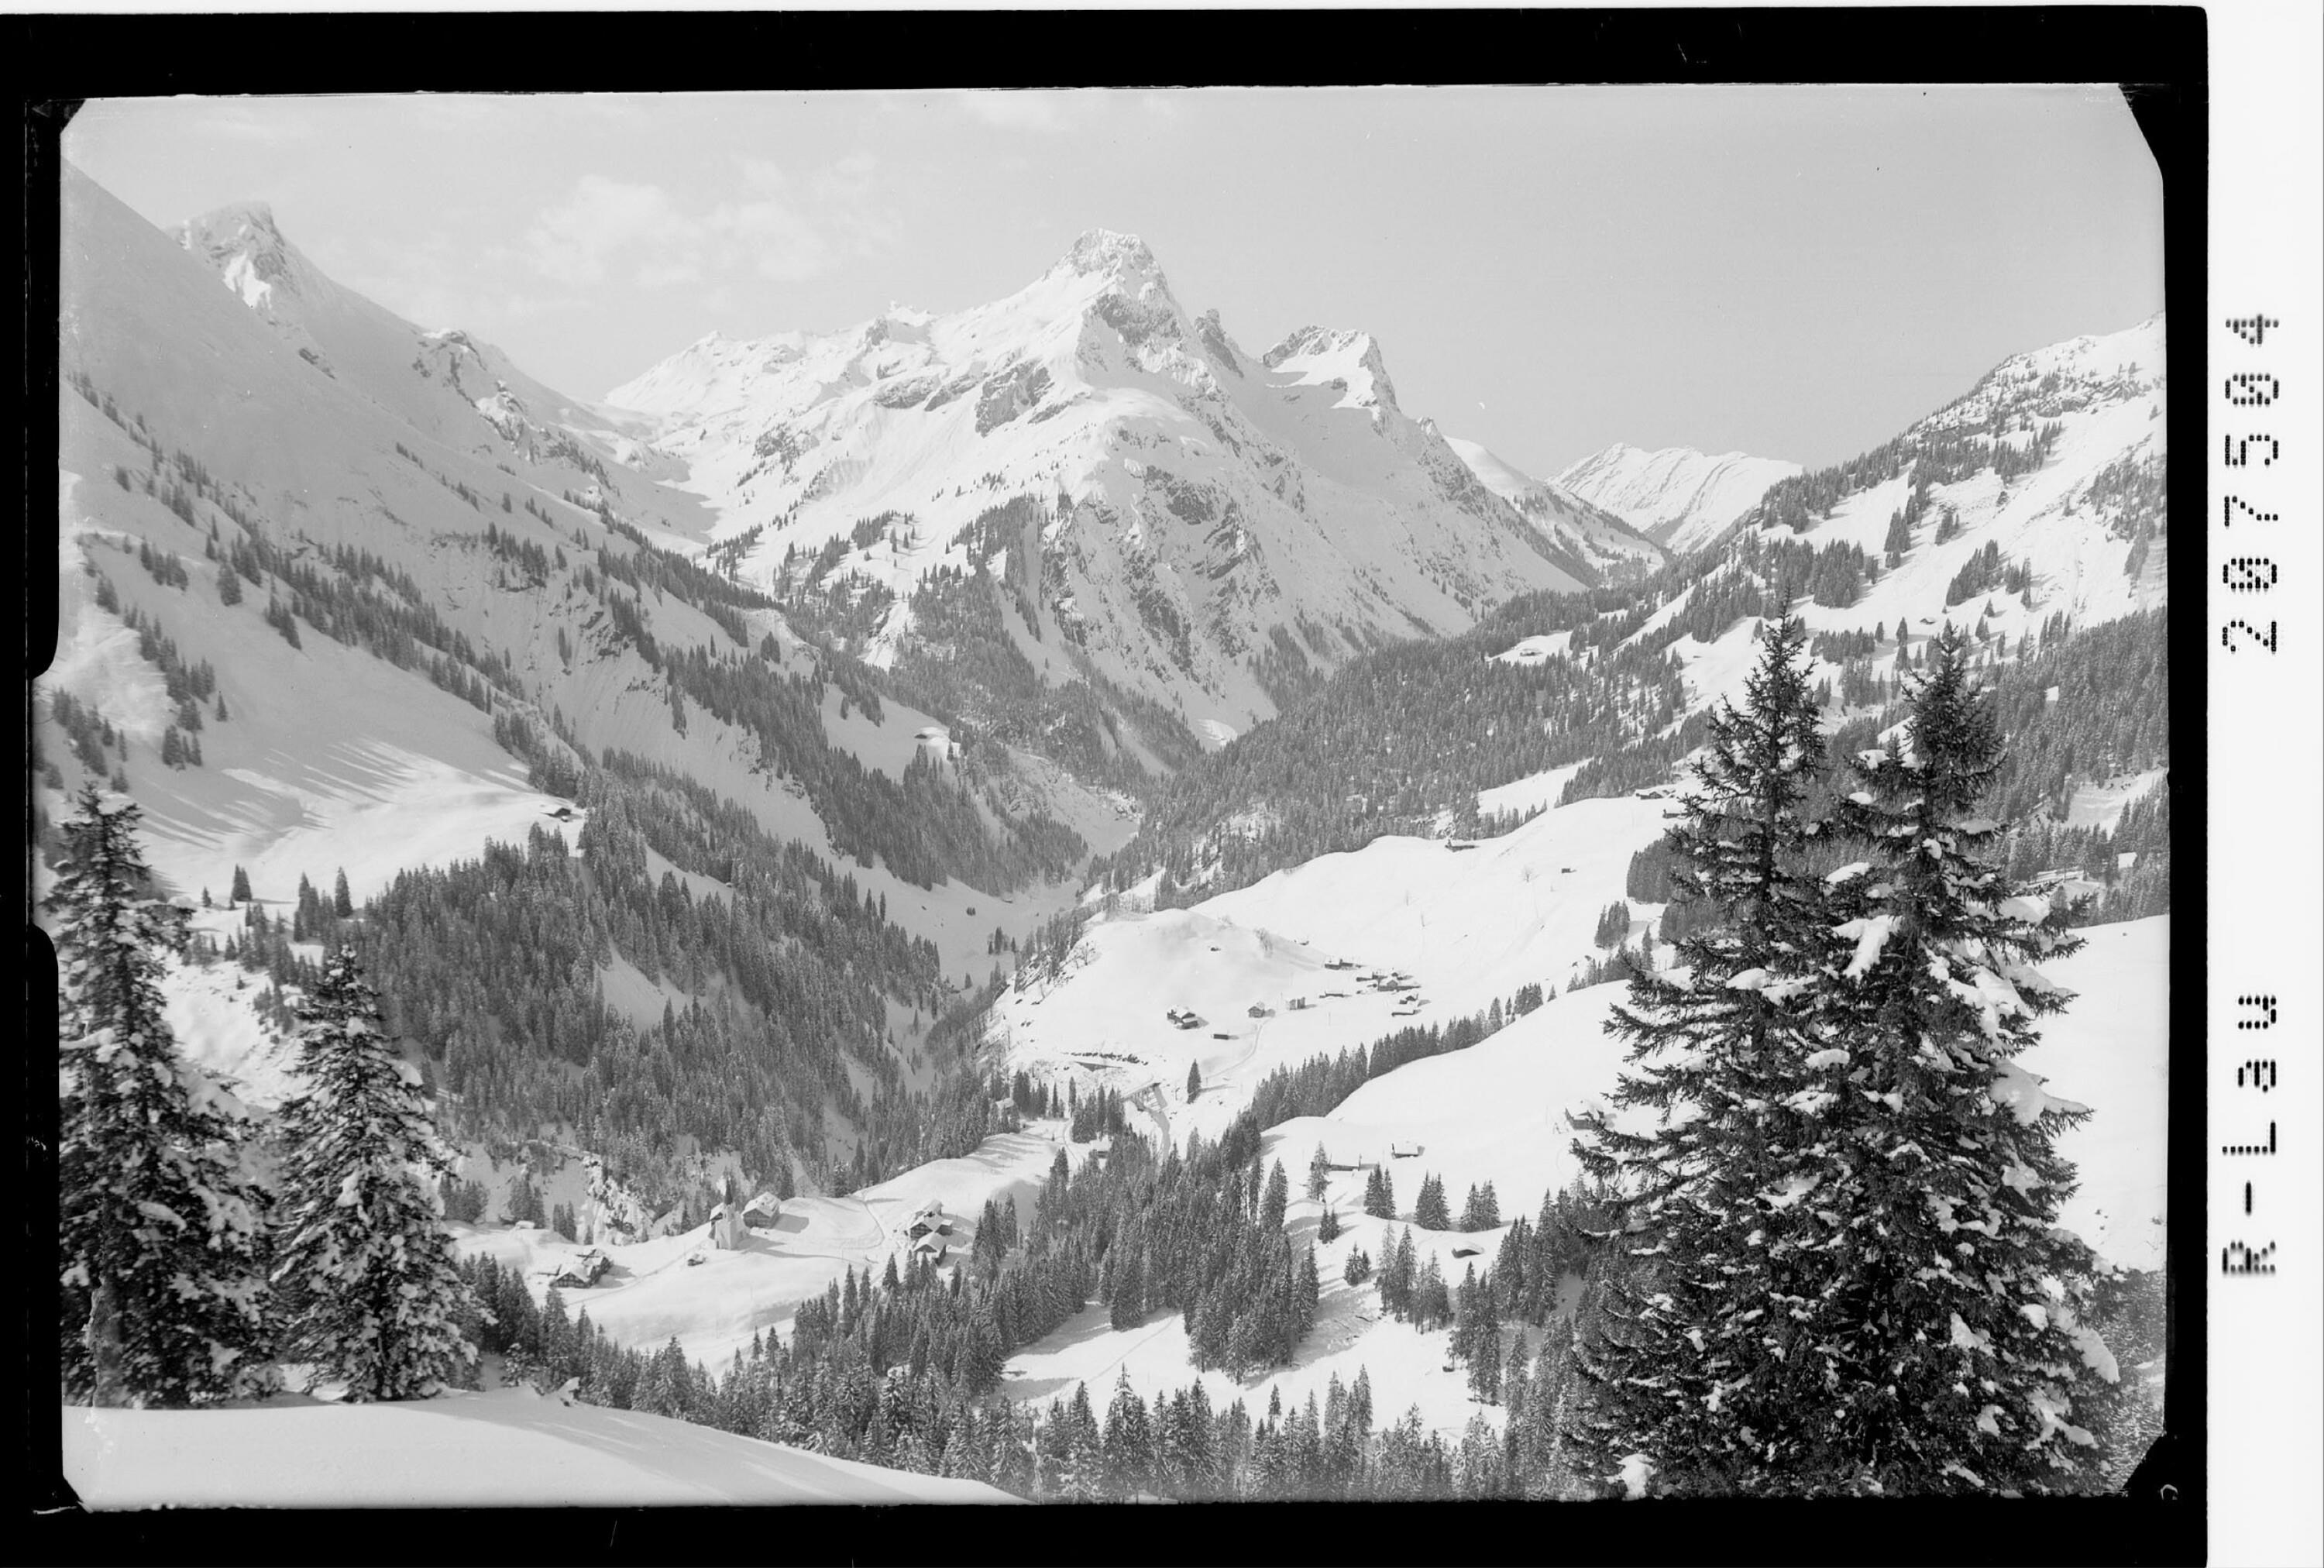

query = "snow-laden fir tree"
271;944;478;1399
1809;630;2115;1494
1413;1172;1451;1230
1564;615;1841;1494
52;784;275;1406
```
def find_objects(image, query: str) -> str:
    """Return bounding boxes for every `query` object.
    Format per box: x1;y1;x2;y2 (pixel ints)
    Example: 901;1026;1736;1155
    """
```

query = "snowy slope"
992;790;1673;1159
986;913;2166;1439
61;1391;1016;1507
1556;442;1803;556
601;230;1597;738
174;201;684;516
452;1128;1073;1368
1646;313;2166;720
51;163;1103;991
1444;435;1666;584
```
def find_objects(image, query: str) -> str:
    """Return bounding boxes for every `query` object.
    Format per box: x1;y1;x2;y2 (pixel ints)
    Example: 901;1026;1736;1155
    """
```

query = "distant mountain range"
1554;442;1804;555
600;229;1657;741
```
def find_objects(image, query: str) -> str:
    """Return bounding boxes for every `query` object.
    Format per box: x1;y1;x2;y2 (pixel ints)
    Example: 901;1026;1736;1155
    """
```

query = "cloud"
524;175;689;288
955;90;1084;133
515;157;894;294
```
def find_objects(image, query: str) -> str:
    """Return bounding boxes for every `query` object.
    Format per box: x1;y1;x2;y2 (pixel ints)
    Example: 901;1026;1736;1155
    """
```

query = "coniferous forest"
48;613;2164;1498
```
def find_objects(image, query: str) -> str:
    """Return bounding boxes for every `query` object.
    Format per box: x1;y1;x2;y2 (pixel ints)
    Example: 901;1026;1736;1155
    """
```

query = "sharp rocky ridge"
601;227;1658;746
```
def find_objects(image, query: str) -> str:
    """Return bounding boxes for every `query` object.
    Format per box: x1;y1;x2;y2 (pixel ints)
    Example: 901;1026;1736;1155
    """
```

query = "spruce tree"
1460;1181;1502;1231
230;864;252;906
332;868;354;919
52;785;273;1406
272;946;479;1400
1363;1163;1395;1219
1564;615;1841;1494
1307;1143;1329;1201
1809;631;2115;1494
1414;1173;1450;1231
1185;1061;1201;1099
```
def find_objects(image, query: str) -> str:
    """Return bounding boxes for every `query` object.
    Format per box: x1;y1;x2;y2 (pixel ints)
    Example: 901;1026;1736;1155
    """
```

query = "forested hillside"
41;167;1112;1220
1095;317;2168;910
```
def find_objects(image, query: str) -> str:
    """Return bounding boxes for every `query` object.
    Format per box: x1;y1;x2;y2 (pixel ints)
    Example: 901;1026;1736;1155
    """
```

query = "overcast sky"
65;88;2162;476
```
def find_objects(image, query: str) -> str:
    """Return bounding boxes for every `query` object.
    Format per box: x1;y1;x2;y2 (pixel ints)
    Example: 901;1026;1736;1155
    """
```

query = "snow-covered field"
990;788;1673;1154
60;1391;1015;1507
988;915;2166;1437
160;948;297;1109
452;1130;1074;1368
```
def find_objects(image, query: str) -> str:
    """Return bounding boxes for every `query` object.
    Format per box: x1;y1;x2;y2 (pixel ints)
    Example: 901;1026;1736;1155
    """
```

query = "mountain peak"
1059;228;1160;280
180;198;280;238
1263;325;1398;413
174;200;320;322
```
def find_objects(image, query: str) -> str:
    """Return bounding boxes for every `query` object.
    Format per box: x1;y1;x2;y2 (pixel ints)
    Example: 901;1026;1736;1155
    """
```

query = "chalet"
706;1202;747;1250
545;804;576;821
906;1202;951;1241
1452;1246;1482;1260
1389;1142;1424;1159
741;1192;782;1230
1447;841;1477;852
1246;1003;1274;1019
538;1246;611;1289
910;1234;948;1266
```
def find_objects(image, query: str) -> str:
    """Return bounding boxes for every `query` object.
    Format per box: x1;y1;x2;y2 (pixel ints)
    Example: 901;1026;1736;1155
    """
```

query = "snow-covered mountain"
57;166;1125;979
1555;442;1803;556
601;230;1607;740
48;163;1139;1227
1442;436;1666;585
174;202;682;490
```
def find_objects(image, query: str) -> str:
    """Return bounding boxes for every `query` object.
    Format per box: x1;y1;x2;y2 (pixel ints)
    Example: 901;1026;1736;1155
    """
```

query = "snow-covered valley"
43;108;2175;1511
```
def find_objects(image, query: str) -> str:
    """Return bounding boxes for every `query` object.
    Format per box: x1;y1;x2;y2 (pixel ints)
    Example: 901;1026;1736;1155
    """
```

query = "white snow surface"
1446;436;1666;583
1555;442;1803;555
991;791;1674;1154
974;777;2164;1436
61;1392;1016;1507
160;947;298;1109
451;1130;1071;1369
